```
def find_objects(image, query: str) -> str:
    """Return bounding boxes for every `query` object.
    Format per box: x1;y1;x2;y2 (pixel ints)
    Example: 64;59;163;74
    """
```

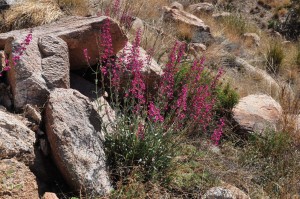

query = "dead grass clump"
56;0;89;16
266;40;284;74
3;0;64;31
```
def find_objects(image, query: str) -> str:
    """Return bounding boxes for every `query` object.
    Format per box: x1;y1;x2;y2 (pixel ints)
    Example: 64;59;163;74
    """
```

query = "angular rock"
129;17;144;36
42;192;59;199
187;3;215;15
0;16;127;69
203;184;250;199
233;94;282;133
243;33;260;47
170;1;184;11
0;109;35;164
45;88;111;196
203;187;234;199
6;35;69;109
0;158;39;199
163;6;214;45
24;104;42;124
1;16;128;109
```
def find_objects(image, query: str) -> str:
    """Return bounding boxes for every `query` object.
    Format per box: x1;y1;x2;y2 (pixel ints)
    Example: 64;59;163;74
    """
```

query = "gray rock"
203;187;235;199
1;16;128;110
0;109;35;164
45;88;111;196
187;3;215;15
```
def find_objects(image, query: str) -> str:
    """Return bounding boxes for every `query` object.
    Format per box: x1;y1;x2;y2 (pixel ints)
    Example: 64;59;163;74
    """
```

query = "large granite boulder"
233;94;282;133
0;16;127;109
45;88;111;196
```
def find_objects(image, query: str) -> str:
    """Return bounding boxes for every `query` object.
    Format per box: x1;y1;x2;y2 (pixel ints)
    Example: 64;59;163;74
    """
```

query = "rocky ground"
0;0;300;198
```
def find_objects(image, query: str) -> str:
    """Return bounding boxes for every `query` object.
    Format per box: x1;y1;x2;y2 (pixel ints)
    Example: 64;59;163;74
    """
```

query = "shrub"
216;82;239;115
239;130;300;197
87;17;225;190
223;15;247;36
266;41;284;74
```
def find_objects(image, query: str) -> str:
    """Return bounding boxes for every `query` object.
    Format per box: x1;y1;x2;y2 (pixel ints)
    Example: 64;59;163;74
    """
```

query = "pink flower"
211;118;225;145
148;102;164;123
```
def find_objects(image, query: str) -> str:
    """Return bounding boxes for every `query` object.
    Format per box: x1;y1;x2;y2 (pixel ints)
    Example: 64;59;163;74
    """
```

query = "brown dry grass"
259;0;291;8
1;0;89;31
3;0;64;31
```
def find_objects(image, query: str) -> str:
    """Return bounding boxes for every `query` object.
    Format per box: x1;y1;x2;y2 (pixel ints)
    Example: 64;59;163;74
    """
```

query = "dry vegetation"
2;0;300;198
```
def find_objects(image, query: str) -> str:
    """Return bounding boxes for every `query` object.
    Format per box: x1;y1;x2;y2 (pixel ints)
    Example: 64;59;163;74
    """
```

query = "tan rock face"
45;88;111;196
1;16;128;109
163;6;214;45
233;94;282;133
170;1;184;11
42;192;59;199
0;158;39;199
187;3;215;15
0;109;35;164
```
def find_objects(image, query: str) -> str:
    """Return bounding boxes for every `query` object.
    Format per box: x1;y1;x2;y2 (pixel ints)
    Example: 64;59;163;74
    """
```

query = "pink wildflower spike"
211;118;225;145
148;102;164;123
1;31;32;75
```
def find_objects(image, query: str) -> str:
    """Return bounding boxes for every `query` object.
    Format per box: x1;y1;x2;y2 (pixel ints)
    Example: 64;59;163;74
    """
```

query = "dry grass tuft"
1;0;89;31
3;0;64;31
56;0;89;16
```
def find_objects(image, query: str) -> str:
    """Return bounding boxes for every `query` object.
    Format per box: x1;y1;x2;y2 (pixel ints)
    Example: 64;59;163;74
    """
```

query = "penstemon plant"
84;1;225;186
0;31;33;77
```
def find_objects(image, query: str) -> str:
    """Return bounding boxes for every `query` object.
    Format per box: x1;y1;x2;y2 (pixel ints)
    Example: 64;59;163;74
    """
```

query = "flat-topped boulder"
0;16;127;69
1;16;127;109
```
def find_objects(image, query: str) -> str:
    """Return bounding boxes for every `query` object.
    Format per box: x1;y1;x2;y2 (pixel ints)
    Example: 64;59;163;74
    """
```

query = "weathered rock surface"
170;1;184;11
203;184;250;199
187;3;215;15
234;57;282;96
45;88;111;196
0;109;35;164
0;16;127;69
163;6;214;45
42;192;59;199
70;73;116;134
1;16;127;109
6;35;69;109
233;94;282;133
203;187;234;199
0;158;39;199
